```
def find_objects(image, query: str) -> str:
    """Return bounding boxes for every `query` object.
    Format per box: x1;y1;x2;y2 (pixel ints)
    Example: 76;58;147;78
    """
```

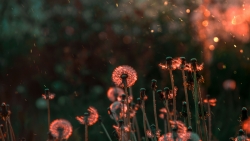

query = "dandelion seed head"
146;130;154;138
113;123;130;140
76;106;99;126
167;87;178;99
203;98;217;106
112;65;137;87
42;93;55;100
107;87;124;102
109;101;127;120
49;119;72;139
169;120;187;139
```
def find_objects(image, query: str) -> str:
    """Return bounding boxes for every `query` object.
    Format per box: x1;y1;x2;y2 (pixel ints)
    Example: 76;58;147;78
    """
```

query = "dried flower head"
107;87;125;102
49;119;73;139
234;135;249;141
203;98;217;106
42;88;55;100
42;93;55;100
169;120;187;139
113;124;130;141
117;95;133;103
184;132;201;141
167;87;178;99
146;130;154;138
158;133;182;141
76;106;99;126
159;108;168;120
158;121;193;141
0;102;11;119
109;101;127;121
112;65;137;87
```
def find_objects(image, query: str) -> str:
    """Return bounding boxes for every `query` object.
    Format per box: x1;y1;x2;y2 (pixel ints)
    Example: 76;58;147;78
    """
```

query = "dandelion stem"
181;70;191;126
47;100;51;131
141;101;148;141
123;81;131;140
0;126;5;141
164;119;167;134
152;89;159;131
207;95;212;141
131;131;137;141
193;71;201;135
5;120;10;141
100;123;113;141
133;116;141;141
198;86;208;141
7;118;15;141
169;70;176;121
142;105;155;141
163;101;171;132
85;124;88;141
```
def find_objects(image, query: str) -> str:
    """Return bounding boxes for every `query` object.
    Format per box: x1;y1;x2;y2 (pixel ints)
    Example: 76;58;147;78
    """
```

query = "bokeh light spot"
213;37;219;42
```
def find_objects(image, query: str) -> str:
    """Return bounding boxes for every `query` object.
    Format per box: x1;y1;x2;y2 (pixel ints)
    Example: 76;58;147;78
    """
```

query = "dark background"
0;0;250;140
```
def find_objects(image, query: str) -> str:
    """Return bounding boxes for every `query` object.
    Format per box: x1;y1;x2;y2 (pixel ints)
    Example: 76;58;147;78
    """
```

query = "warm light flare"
242;118;250;133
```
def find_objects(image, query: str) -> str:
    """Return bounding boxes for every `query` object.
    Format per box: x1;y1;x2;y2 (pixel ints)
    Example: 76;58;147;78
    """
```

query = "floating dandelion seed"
49;119;73;139
76;107;99;126
112;65;137;87
107;87;125;102
223;79;236;90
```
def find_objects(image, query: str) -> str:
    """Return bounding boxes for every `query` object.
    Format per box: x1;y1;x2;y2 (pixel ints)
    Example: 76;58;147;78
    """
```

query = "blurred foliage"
0;0;250;140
